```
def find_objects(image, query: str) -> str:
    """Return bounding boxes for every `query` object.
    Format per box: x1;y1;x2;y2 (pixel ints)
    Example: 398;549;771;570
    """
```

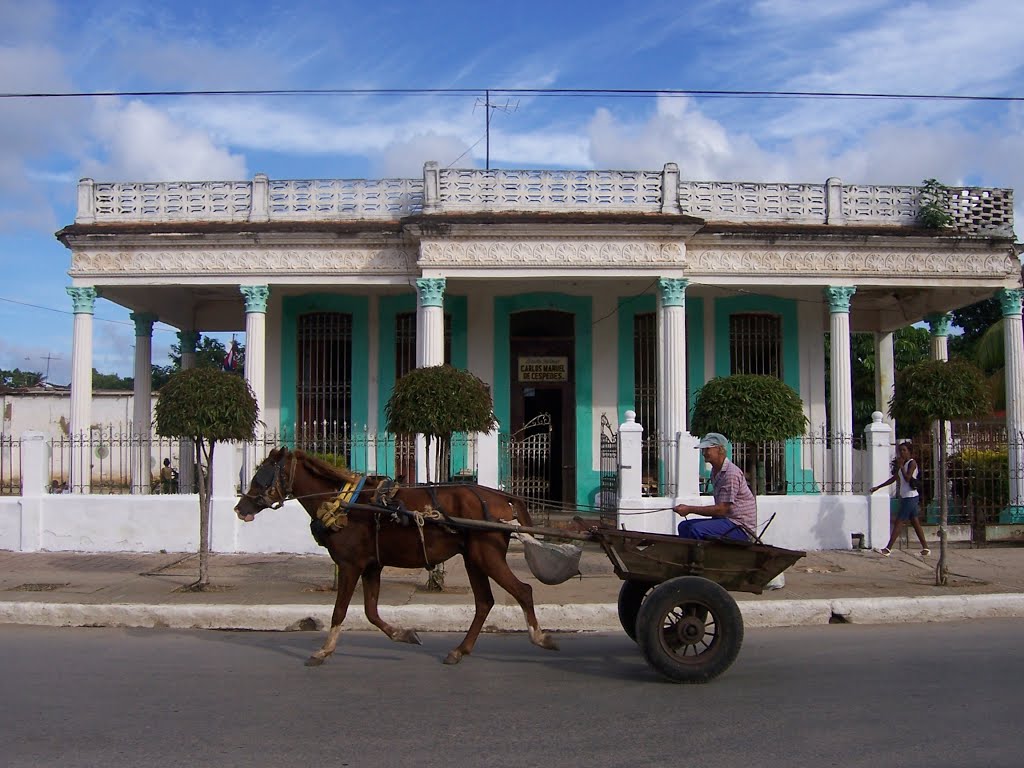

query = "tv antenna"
474;89;519;170
25;352;61;382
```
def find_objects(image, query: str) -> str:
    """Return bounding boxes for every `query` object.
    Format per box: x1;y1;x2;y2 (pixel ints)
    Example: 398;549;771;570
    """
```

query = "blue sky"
1;0;1022;384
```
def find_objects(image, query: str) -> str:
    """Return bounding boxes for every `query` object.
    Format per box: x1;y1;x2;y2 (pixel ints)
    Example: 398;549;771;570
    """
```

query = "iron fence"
717;430;867;496
598;416;617;515
906;427;1024;526
642;434;679;497
1;433;20;495
49;427;187;494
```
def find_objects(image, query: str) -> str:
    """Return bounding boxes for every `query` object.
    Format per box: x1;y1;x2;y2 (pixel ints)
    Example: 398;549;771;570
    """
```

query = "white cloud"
83;100;248;181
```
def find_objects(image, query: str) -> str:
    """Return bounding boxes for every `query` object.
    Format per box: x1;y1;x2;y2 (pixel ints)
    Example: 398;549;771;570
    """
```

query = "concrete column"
416;277;446;367
130;312;157;494
241;286;269;482
874;330;896;435
926;312;952;362
998;289;1024;520
416;277;446;482
865;412;894;548
657;278;689;446
66;286;97;492
826;286;856;490
177;329;200;493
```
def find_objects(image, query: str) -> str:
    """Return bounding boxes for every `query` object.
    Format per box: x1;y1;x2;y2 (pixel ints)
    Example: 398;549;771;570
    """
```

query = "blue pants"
677;518;750;541
897;496;920;521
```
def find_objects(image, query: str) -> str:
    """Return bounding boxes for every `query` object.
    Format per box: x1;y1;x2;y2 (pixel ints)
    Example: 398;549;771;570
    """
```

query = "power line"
1;86;1021;103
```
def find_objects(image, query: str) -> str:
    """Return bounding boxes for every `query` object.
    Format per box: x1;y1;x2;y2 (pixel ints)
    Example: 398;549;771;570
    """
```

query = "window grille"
634;313;660;492
729;313;785;494
730;313;781;377
297;312;353;431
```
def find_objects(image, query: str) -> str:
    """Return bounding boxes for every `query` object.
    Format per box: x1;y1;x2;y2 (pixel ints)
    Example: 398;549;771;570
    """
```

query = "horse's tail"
508;494;533;528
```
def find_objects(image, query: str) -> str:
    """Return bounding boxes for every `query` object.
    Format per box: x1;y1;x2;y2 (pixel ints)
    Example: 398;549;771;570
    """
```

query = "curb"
2;595;1023;632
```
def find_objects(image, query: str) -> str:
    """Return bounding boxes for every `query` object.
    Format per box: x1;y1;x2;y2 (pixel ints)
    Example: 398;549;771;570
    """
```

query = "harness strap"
314;475;367;531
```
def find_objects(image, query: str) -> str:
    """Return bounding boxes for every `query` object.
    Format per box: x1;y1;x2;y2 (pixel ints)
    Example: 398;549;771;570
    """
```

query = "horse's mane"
290;449;362;485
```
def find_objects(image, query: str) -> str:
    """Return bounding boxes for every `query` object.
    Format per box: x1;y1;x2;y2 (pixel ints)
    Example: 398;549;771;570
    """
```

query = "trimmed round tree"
155;367;259;590
689;374;808;495
890;358;991;586
385;364;497;591
385;364;497;483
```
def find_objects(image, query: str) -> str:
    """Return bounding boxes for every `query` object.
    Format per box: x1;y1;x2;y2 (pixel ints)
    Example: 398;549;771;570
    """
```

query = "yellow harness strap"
315;476;365;531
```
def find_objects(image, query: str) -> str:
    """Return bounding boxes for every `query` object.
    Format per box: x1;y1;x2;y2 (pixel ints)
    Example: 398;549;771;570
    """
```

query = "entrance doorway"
509;310;576;506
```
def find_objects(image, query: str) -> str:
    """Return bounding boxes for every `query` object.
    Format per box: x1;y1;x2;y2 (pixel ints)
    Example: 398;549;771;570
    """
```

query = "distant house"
54;163;1020;517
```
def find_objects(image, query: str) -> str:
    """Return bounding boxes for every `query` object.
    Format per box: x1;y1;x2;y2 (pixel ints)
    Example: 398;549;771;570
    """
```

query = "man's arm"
674;501;732;518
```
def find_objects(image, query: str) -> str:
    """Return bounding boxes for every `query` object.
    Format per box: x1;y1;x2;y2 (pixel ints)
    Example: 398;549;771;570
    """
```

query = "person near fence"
870;441;930;556
160;458;178;494
673;433;755;541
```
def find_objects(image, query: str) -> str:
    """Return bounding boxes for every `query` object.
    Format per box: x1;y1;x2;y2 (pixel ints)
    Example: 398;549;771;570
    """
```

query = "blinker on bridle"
242;452;294;510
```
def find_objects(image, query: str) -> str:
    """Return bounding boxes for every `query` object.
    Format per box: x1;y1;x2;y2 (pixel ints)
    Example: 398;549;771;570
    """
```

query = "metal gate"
598;414;618;516
499;413;552;517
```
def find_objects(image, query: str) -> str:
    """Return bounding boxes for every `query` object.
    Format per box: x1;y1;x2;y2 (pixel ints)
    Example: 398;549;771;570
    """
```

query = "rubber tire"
617;580;656;642
635;576;744;684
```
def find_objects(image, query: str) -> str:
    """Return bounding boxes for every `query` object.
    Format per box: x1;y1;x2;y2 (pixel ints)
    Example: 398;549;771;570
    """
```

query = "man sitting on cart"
672;433;755;542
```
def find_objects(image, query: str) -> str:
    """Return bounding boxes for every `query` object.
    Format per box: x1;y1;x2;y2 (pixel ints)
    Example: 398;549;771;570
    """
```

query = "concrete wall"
1;390;155;438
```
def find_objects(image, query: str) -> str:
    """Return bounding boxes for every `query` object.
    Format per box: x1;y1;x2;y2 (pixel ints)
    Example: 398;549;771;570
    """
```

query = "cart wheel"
635;576;744;684
617;580;656;642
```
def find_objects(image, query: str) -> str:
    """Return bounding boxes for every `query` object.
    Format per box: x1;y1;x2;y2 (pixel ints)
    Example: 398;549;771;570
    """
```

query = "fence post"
476;426;499;488
19;431;49;551
676;431;700;496
618;411;643;498
865;412;893;548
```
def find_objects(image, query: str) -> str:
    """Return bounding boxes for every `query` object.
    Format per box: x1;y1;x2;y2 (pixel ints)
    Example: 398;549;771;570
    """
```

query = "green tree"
890;359;991;586
385;364;497;483
384;365;497;590
690;374;807;442
0;368;44;388
155;368;259;590
92;369;133;390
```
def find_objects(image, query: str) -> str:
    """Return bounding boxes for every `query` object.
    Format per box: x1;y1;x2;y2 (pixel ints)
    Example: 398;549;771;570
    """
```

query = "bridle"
240;450;297;511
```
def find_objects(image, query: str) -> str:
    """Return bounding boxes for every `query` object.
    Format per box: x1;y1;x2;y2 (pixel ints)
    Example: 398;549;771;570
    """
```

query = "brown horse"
234;447;559;667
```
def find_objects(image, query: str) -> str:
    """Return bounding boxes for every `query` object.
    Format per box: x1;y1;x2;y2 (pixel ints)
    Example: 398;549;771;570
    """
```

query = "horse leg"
361;563;421;645
443;558;495;665
475;539;558;652
305;563;360;667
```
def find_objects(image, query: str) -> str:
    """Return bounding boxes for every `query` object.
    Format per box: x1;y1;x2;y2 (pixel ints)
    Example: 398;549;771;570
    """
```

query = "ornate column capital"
66;286;97;314
925;312;953;337
416;277;446;308
658;277;689;308
825;286;856;313
998;288;1024;317
129;311;158;337
178;330;200;354
241;285;270;313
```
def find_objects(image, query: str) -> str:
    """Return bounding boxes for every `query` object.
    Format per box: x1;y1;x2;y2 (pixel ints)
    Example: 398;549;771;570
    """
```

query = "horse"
234;447;559;667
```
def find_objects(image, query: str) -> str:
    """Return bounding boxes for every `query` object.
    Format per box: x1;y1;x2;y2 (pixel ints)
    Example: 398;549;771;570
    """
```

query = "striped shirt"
711;458;758;532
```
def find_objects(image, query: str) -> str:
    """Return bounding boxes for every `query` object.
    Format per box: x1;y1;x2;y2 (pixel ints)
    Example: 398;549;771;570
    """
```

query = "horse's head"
235;447;295;521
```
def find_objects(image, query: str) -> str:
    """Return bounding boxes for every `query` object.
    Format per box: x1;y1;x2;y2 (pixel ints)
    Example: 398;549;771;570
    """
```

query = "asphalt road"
1;621;1021;768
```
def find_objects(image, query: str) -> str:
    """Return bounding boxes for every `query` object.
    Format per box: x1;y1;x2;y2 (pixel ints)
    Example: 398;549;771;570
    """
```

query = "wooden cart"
446;515;804;683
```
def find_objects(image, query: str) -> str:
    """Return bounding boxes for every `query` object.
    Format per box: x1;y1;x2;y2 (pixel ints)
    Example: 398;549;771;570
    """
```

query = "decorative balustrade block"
268;178;423;219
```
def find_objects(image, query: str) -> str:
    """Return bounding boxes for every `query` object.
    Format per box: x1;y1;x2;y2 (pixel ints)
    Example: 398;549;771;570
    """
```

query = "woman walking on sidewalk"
870;441;930;557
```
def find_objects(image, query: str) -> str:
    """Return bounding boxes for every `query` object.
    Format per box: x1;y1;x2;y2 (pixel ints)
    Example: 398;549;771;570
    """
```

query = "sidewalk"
1;543;1023;633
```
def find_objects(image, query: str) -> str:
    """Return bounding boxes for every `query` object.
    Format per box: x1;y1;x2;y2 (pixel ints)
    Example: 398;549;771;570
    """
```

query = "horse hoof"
443;651;463;665
542;636;560;651
393;629;422;645
304;655;326;667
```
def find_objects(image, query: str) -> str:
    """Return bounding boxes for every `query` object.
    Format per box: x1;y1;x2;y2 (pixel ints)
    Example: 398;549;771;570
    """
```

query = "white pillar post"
874;330;896;436
66;286;96;492
998;289;1024;521
658;278;688;492
618;410;644;500
416;277;446;481
926;312;953;506
826;286;856;491
130;312;157;494
19;431;49;551
865;412;894;548
177;329;199;493
241;286;269;480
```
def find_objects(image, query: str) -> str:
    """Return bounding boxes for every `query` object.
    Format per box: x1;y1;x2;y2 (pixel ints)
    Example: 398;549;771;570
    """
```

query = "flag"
223;339;238;371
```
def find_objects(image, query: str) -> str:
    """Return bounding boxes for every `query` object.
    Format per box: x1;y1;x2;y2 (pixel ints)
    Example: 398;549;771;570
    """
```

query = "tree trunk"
936;422;949;587
194;439;213;589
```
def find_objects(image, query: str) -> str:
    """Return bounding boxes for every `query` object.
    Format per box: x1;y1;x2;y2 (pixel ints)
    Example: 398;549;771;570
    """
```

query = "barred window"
730;313;782;378
634;312;658;435
297;312;352;427
394;312;453;378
